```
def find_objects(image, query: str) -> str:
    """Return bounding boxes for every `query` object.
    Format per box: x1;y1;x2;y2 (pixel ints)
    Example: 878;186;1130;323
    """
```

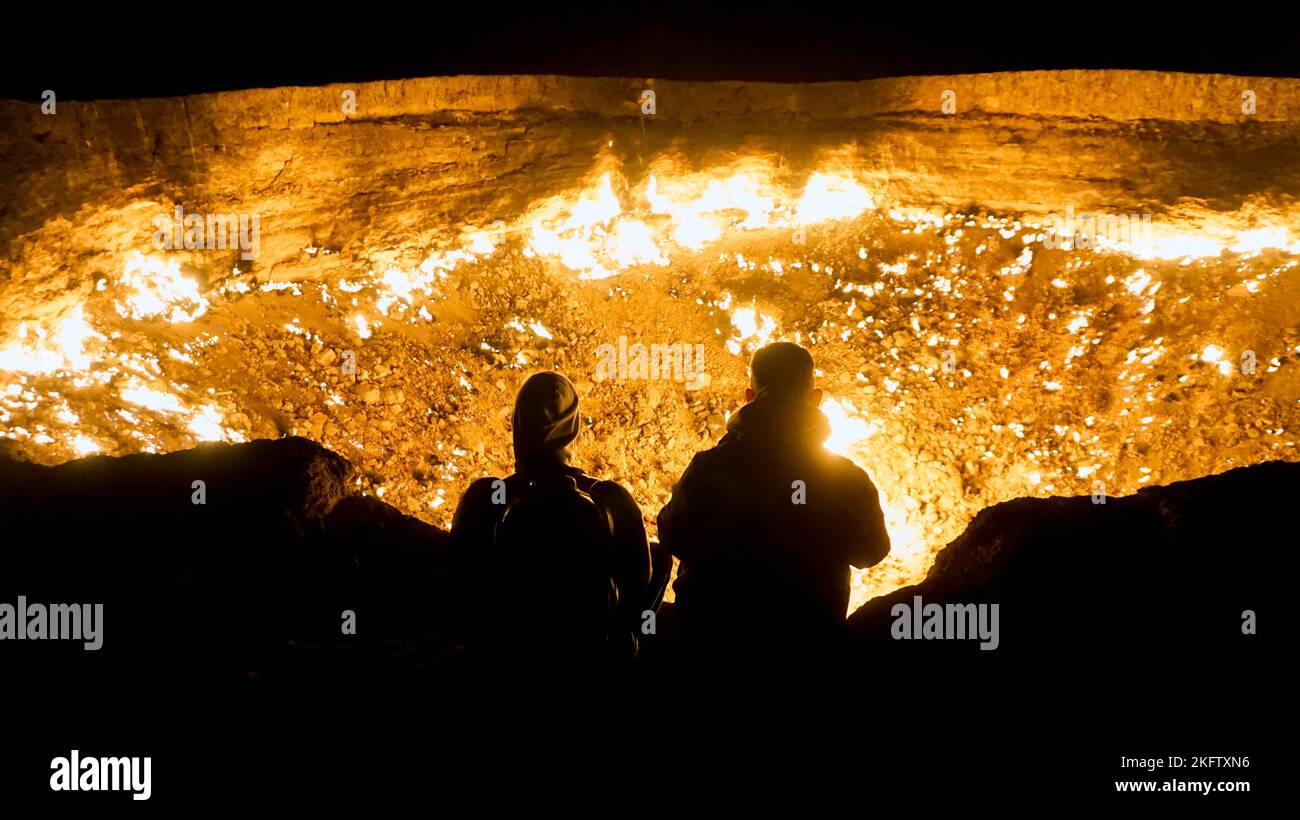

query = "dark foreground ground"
0;438;1291;807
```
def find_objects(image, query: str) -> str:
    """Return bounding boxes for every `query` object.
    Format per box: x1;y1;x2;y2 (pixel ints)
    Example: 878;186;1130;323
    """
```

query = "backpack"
490;471;620;654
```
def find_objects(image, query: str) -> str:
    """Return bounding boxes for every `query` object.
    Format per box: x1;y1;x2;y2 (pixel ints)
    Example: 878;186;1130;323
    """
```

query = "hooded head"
511;371;581;473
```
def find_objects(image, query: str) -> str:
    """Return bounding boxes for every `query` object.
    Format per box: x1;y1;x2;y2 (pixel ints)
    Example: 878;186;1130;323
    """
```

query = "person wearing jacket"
657;342;891;657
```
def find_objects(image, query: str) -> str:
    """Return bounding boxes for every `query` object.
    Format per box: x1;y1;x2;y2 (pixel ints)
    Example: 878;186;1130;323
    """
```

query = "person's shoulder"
464;475;504;495
823;452;877;489
450;475;509;535
683;439;733;472
585;475;635;504
584;476;645;521
459;475;518;507
656;445;728;496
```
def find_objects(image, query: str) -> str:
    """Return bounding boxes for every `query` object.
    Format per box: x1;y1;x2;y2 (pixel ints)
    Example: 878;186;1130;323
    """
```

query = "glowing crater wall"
1;72;1298;609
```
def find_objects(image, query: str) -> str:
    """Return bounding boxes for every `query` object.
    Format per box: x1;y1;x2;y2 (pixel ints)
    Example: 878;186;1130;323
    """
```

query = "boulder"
0;436;455;682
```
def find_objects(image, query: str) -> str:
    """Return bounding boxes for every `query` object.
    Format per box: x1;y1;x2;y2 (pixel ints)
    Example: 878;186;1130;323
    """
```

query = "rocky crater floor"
1;72;1297;607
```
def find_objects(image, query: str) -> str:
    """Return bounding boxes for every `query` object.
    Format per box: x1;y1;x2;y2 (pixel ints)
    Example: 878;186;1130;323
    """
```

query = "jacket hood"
721;393;832;449
512;371;581;472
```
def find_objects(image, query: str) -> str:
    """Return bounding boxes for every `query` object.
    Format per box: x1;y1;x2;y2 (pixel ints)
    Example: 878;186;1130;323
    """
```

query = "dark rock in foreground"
0;437;458;683
837;461;1294;752
848;459;1297;664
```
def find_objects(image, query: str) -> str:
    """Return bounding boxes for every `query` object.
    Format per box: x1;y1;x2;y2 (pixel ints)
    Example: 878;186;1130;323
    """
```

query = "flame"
607;219;668;268
120;378;187;414
1130;233;1223;260
118;376;244;443
648;172;778;247
521;166;876;277
353;315;372;340
0;305;105;374
821;394;928;612
117;252;209;323
794;172;875;224
726;306;780;356
821;396;879;455
562;172;623;231
1200;343;1235;376
189;404;244;442
70;434;100;456
1094;223;1300;260
1226;226;1300;256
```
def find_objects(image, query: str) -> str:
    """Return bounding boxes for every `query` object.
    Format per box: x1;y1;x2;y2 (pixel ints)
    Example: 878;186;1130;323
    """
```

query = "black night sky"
2;5;1298;100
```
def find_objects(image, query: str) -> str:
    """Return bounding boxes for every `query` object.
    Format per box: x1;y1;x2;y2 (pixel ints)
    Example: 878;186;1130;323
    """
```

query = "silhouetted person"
657;342;890;658
451;371;670;660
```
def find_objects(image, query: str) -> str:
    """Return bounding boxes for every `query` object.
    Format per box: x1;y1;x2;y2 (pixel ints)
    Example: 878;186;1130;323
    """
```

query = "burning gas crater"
2;158;1298;610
